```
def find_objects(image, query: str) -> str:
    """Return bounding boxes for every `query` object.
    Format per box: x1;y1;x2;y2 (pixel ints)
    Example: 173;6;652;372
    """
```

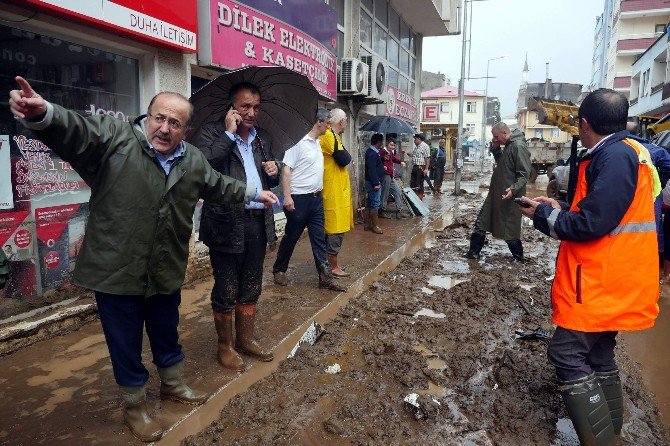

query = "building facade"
420;85;486;161
0;0;459;302
591;0;670;98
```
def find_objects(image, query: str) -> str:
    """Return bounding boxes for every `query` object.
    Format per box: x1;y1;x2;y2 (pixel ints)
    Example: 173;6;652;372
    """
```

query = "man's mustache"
154;131;172;141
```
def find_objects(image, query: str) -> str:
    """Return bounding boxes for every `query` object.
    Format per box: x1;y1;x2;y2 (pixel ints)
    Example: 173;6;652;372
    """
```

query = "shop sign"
386;86;418;126
423;104;440;122
23;0;197;52
200;0;338;101
0;135;12;209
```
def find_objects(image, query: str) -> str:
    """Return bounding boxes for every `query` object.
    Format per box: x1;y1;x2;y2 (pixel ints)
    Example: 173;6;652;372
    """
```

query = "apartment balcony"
617;37;658;55
621;0;670;17
614;76;632;89
390;0;459;37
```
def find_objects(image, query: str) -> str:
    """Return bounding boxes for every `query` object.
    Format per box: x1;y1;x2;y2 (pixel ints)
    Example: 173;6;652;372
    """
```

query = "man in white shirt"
272;108;346;291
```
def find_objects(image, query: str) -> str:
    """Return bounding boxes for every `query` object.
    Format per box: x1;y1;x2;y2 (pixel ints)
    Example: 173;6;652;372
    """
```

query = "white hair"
328;108;347;124
492;122;510;132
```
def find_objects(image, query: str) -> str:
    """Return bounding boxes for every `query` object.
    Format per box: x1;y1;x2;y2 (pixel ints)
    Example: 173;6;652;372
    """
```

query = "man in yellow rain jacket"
320;109;354;277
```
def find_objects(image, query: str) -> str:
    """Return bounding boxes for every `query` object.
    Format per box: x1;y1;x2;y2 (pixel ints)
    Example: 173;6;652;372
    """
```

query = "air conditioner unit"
339;58;368;95
361;55;388;101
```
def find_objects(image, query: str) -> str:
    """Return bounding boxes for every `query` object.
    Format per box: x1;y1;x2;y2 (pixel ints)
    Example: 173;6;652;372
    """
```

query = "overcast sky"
422;0;605;117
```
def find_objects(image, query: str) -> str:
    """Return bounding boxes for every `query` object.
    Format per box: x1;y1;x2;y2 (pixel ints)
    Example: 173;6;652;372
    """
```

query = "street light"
480;55;508;171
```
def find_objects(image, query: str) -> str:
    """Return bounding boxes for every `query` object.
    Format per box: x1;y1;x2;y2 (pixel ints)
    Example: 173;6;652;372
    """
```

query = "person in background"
9;76;278;442
379;137;410;219
320;108;353;278
520;89;659;446
272;108;346;292
192;82;279;372
407;133;430;199
364;133;386;234
0;248;8;290
433;138;447;194
465;122;531;262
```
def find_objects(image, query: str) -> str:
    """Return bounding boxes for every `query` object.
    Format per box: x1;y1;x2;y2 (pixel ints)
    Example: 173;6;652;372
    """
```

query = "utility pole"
454;0;468;195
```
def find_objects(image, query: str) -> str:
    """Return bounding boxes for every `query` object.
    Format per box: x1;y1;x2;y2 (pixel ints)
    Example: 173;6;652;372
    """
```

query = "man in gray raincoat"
465;123;531;261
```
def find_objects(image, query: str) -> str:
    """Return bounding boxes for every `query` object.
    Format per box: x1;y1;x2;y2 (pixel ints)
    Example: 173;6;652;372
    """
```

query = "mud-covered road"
183;197;670;446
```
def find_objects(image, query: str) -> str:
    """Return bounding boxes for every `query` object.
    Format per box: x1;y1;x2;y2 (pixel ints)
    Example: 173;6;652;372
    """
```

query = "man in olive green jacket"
465;123;531;262
9;76;278;442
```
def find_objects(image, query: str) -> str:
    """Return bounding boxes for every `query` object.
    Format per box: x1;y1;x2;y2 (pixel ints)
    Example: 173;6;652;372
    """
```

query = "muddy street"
181;192;670;446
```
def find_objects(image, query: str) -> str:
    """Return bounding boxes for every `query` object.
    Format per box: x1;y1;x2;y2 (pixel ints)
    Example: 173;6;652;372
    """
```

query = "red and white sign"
14;229;32;249
44;251;61;269
23;0;197;52
200;0;338;101
422;104;440;122
386;86;419;126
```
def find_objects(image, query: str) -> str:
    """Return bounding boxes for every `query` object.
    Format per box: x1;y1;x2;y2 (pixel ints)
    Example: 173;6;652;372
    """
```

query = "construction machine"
527;97;582;201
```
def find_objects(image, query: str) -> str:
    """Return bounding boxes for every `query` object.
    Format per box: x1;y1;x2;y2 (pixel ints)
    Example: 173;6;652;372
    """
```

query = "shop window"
389;7;400;38
375;0;388;26
400;49;409;75
399;75;408;93
387;38;399;67
331;0;345;27
338;29;345;60
388;68;399;88
409;55;415;79
361;0;373;13
0;24;140;299
409;81;415;96
360;10;373;48
374;23;387;58
410;32;417;55
400;22;410;49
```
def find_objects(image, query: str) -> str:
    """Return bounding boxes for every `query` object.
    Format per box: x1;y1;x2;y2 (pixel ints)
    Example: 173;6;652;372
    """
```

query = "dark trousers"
410;165;425;195
95;290;184;387
472;211;523;256
210;215;267;313
434;157;446;188
548;327;618;381
273;192;327;275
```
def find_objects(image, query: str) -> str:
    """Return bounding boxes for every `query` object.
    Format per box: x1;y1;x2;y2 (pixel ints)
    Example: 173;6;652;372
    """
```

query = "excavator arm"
527;97;579;136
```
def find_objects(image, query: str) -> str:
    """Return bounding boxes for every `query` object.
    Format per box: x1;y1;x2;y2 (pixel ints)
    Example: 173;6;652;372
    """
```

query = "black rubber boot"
596;370;623;436
559;373;615;446
506;239;524;262
465;231;486;259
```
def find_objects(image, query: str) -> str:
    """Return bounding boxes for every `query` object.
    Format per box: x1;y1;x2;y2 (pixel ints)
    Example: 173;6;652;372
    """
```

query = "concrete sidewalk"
0;189;472;446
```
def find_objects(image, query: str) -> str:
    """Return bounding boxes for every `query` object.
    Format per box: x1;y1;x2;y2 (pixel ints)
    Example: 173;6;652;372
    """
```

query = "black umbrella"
188;66;319;157
359;116;416;134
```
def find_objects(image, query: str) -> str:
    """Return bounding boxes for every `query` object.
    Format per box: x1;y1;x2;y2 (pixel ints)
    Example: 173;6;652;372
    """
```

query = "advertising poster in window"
35;204;89;289
0;135;11;210
200;0;338;100
0;211;36;299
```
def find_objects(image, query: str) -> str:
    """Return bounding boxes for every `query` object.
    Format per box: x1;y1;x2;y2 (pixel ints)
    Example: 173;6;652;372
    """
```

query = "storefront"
0;1;197;299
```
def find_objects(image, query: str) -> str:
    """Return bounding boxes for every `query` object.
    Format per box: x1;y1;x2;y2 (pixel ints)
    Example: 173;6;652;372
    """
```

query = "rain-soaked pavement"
0;182;478;446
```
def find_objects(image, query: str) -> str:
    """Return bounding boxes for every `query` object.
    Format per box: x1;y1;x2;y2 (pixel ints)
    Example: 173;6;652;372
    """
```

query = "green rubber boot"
559;373;615;446
596;370;624;435
119;385;163;442
157;361;208;405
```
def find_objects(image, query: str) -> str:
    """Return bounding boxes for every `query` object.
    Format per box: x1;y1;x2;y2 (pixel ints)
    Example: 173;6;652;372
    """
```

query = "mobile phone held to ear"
514;198;532;208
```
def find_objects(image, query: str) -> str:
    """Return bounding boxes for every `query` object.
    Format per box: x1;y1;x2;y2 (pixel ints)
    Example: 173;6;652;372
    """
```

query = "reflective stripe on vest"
609;221;656;236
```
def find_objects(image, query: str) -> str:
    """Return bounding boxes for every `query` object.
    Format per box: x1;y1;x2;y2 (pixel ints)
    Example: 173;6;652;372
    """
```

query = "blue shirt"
150;142;185;175
225;128;265;209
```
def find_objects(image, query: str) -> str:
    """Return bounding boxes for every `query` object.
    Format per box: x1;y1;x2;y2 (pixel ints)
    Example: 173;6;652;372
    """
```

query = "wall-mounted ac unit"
361;55;388;101
339;58;369;95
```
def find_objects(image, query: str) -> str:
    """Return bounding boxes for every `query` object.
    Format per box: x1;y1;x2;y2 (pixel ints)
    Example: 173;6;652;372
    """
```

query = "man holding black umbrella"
192;82;279;372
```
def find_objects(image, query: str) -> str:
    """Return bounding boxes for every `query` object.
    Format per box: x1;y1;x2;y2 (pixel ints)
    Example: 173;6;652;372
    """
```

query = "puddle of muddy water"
428;275;465;290
552;418;580;445
441;260;470;274
414;308;446;319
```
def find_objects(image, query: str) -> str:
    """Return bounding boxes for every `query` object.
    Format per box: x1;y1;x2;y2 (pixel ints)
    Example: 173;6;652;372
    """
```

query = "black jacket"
365;146;385;186
192;121;280;253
